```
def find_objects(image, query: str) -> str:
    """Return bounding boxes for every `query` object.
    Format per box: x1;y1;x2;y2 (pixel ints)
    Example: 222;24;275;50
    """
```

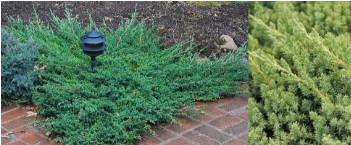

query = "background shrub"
1;28;41;105
249;2;351;144
4;9;248;144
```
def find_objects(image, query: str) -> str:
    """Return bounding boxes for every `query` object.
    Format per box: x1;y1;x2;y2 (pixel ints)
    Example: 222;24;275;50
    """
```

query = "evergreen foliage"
249;2;351;144
1;28;41;105
4;9;248;144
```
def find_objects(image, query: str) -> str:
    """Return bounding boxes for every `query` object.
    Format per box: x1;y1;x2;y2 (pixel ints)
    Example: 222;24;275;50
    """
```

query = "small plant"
1;28;41;105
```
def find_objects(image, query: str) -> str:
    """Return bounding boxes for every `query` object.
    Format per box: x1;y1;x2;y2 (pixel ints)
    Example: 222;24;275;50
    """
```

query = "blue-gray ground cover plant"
2;9;248;144
1;28;41;105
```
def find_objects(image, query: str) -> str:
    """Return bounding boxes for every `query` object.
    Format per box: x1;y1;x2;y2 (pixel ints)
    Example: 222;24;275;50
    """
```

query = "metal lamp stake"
80;30;107;71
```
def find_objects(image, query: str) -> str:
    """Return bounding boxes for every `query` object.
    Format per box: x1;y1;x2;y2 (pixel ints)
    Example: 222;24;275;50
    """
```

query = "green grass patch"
3;8;248;144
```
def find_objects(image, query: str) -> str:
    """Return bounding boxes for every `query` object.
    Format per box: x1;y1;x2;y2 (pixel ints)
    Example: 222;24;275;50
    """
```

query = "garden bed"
1;1;248;57
1;2;248;144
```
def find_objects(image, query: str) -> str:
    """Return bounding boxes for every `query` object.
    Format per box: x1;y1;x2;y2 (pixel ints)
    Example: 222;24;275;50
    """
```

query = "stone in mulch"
216;35;238;51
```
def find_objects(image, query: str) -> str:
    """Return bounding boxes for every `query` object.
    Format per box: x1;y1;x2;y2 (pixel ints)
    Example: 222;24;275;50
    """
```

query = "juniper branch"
251;52;336;109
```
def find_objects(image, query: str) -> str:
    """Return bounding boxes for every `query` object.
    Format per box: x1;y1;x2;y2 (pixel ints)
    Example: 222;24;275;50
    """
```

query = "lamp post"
80;30;107;71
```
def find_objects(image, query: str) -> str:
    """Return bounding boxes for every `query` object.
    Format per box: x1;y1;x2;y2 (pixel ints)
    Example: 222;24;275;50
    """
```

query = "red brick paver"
236;112;248;121
2;116;36;130
223;121;248;136
14;127;44;145
1;108;27;123
138;133;162;145
238;133;248;144
167;117;200;134
183;131;219;145
192;112;214;123
223;139;247;145
162;137;191;145
209;98;233;106
1;104;48;145
1;104;18;113
196;104;226;117
135;83;249;145
152;128;176;141
218;98;247;112
184;108;214;122
6;140;27;145
195;125;232;143
1;137;12;144
209;115;241;129
39;140;63;145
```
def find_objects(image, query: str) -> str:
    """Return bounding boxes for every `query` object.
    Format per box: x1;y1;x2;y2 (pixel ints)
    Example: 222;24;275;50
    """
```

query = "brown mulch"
1;1;248;57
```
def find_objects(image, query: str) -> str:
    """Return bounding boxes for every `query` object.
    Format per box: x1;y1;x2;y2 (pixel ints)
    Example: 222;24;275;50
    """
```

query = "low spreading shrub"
1;28;41;105
4;9;248;144
249;2;351;144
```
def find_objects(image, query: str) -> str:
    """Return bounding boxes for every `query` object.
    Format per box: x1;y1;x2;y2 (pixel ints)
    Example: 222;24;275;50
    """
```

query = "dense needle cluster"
1;28;41;105
249;2;351;144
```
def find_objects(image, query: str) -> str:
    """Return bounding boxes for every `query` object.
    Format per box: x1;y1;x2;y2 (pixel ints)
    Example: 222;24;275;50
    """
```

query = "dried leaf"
26;111;37;117
41;64;48;70
38;75;42;80
104;16;114;22
70;43;74;50
175;76;179;80
77;115;81;121
1;131;13;139
34;64;40;70
131;92;135;95
45;131;51;136
25;106;36;111
81;131;85;136
1;135;10;139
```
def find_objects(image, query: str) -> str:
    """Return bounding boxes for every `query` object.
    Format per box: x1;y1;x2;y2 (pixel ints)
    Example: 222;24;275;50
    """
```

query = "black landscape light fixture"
80;30;107;71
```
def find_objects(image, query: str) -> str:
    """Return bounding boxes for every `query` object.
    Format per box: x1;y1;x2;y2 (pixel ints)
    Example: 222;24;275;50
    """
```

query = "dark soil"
1;1;248;57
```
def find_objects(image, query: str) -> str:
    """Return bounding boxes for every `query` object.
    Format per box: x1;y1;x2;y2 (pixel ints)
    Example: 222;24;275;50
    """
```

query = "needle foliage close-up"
249;2;351;145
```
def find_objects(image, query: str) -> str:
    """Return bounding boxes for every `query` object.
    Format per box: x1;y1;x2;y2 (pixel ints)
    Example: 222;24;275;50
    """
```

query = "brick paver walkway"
1;103;61;145
135;84;249;145
1;84;248;145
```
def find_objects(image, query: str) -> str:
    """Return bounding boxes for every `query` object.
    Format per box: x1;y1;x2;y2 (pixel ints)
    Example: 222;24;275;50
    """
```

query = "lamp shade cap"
85;30;102;38
80;36;106;44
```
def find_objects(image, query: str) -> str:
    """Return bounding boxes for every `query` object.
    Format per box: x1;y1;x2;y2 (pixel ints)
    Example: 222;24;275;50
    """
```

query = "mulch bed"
1;1;248;57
